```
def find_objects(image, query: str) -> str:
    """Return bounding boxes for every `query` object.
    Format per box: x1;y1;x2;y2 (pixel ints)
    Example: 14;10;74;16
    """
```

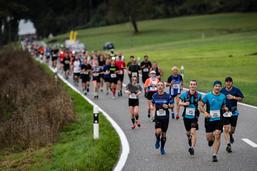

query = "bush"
0;49;75;150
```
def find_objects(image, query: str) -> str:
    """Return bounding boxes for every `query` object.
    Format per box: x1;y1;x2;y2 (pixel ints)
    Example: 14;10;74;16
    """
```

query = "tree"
107;0;155;33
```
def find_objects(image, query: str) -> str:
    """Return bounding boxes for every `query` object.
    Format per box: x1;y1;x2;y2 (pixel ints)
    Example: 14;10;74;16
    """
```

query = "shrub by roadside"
0;49;75;150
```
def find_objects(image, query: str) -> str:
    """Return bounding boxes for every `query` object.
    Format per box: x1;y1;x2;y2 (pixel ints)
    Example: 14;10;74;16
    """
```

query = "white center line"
242;138;257;148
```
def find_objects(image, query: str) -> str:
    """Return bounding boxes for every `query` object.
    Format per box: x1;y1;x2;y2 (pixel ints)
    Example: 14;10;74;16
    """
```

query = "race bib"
83;71;89;74
173;84;180;89
129;93;137;99
210;110;220;119
223;111;232;117
93;73;99;77
186;108;195;116
132;72;137;77
143;68;149;72
149;86;157;91
65;60;70;64
111;74;117;78
156;109;166;116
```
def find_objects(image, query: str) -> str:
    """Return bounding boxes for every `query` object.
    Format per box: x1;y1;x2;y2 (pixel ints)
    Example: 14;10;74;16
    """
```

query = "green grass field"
52;13;257;105
0;66;120;171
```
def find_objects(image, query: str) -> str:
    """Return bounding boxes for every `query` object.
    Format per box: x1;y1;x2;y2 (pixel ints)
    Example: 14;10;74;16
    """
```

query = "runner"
128;58;140;83
152;81;173;155
103;59;111;95
63;52;71;80
200;80;228;162
80;59;92;95
109;58;119;99
166;66;183;119
151;62;162;80
221;76;244;153
98;53;106;92
91;61;102;99
115;53;126;97
125;76;142;129
73;55;81;87
144;70;159;119
140;55;152;84
51;48;59;68
179;80;202;155
126;55;135;68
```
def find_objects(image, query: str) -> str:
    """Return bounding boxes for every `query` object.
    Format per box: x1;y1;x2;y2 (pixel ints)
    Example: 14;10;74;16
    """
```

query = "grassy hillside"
0;61;120;171
53;13;257;105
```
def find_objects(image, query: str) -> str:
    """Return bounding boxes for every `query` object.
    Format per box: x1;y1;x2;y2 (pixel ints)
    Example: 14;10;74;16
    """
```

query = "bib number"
149;86;157;91
210;110;220;119
129;93;137;99
83;71;89;74
111;74;117;78
93;73;99;77
186;108;195;116
156;109;166;116
143;68;149;72
173;84;180;89
132;72;137;77
223;111;232;117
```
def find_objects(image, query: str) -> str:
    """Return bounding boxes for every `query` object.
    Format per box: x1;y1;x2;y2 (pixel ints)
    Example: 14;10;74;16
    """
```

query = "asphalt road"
51;61;257;171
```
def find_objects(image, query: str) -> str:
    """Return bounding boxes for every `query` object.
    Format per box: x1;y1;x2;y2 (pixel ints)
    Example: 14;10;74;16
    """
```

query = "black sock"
135;115;139;120
131;118;135;124
155;133;160;141
161;137;166;148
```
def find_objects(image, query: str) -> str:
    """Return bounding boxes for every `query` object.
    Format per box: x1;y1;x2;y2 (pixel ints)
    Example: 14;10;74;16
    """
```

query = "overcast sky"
18;19;36;35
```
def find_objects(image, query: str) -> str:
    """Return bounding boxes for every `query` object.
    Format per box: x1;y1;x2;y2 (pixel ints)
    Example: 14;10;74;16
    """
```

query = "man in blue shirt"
221;76;244;153
200;80;228;162
179;80;202;155
152;81;174;155
166;66;184;119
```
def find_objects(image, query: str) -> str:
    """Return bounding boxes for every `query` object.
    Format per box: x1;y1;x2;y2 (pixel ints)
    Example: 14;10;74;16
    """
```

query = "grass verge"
0;63;120;171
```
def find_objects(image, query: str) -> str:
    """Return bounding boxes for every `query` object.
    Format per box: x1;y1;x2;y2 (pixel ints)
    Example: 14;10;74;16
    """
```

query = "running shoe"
212;155;218;162
208;140;214;147
155;139;160;149
188;147;194;155
226;143;232;153
160;148;166;155
148;109;151;118
171;112;175;119
176;114;180;120
131;124;136;129
136;120;141;127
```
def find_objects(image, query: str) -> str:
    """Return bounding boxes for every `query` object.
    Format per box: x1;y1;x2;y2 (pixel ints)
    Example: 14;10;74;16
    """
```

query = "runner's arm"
199;101;210;118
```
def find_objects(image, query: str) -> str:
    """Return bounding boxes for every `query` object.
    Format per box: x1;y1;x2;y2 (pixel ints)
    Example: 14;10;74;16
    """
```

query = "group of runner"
124;56;244;162
30;44;244;162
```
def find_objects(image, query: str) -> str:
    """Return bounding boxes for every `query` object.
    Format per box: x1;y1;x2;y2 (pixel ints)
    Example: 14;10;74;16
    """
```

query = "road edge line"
47;64;130;171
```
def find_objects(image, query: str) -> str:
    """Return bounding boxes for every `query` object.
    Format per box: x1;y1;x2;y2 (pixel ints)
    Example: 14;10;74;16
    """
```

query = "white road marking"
38;58;130;171
242;138;257;148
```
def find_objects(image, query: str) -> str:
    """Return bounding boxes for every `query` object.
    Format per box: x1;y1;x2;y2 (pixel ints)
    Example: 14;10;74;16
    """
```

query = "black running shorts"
155;118;169;132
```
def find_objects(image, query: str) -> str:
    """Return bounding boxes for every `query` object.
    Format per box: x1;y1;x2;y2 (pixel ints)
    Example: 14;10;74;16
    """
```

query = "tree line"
0;0;257;46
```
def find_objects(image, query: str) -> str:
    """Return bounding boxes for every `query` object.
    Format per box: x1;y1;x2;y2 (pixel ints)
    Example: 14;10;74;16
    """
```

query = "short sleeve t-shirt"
152;92;173;120
180;91;202;119
221;86;244;116
202;92;226;121
167;74;183;95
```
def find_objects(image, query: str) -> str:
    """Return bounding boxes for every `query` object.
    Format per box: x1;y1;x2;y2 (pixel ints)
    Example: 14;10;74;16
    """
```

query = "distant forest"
1;0;257;45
